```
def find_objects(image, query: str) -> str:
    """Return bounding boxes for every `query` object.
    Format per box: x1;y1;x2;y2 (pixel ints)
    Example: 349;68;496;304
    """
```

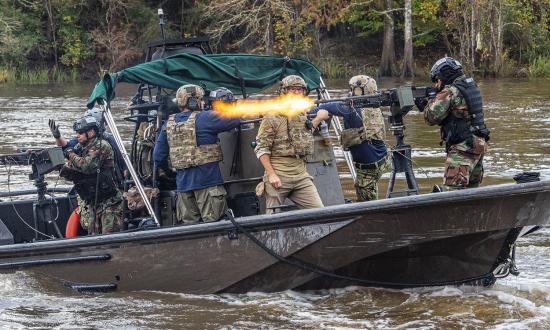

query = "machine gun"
0;148;65;181
316;86;438;198
317;86;437;117
0;147;66;238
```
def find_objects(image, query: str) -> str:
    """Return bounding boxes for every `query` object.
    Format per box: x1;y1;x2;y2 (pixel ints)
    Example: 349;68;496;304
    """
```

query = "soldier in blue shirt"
310;75;389;201
153;85;240;224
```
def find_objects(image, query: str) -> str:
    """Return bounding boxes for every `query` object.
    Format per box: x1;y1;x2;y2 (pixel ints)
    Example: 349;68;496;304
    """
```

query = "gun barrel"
0;151;32;165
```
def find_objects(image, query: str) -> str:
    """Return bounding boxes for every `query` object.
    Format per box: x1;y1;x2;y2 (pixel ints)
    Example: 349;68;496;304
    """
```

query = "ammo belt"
353;157;386;170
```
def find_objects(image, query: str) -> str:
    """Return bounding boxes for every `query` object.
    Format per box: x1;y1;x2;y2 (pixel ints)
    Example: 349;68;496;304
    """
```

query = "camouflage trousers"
443;138;488;190
77;191;123;235
354;154;390;202
176;185;228;224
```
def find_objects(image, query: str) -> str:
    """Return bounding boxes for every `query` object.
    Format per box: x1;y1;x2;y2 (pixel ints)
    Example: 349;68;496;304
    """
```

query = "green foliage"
273;13;312;56
411;0;440;46
528;56;550;77
343;0;384;38
0;0;548;79
56;8;93;67
0;68;16;83
0;4;47;68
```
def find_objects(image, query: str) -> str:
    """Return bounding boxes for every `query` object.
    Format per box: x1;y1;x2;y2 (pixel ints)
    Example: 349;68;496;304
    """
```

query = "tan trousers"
264;175;324;214
176;185;228;224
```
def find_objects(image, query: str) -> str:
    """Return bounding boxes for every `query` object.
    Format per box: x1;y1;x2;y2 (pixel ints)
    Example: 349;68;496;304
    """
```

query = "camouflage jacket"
67;137;115;173
424;85;487;152
424;85;466;126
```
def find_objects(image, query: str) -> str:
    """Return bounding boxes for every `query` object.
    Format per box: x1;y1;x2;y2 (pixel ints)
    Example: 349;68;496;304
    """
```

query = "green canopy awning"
87;53;322;109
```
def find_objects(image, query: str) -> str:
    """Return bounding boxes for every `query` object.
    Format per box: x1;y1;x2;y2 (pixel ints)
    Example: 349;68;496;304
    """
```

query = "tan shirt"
255;115;308;177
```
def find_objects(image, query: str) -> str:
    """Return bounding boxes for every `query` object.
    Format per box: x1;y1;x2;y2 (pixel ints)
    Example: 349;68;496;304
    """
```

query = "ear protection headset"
186;90;200;111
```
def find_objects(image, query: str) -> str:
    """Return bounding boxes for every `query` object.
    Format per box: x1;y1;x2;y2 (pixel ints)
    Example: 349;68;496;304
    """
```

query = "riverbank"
2;54;550;85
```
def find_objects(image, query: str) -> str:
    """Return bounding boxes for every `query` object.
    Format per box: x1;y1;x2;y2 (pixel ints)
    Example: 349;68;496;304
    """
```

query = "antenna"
158;8;166;46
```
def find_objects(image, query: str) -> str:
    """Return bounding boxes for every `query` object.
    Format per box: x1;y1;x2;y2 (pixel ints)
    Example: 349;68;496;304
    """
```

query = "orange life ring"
66;208;80;238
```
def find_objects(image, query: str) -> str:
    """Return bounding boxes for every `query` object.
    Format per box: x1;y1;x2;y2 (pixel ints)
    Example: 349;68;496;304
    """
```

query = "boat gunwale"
0;180;548;255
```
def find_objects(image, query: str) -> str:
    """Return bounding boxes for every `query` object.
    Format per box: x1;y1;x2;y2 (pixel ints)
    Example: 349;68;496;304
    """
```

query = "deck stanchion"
99;104;160;226
318;77;357;182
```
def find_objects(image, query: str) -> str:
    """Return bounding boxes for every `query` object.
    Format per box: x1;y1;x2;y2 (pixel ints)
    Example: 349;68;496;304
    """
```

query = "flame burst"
213;94;315;119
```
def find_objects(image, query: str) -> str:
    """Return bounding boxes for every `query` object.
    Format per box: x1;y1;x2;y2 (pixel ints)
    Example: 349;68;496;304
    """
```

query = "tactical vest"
271;115;314;157
73;168;118;205
166;112;223;169
441;77;490;146
340;107;385;151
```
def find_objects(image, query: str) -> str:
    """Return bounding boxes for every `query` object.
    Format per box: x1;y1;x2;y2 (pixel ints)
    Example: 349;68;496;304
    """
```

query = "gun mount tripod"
0;148;66;239
385;107;419;198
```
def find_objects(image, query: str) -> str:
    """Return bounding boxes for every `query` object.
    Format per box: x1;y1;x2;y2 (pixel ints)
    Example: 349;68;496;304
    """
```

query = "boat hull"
0;181;548;293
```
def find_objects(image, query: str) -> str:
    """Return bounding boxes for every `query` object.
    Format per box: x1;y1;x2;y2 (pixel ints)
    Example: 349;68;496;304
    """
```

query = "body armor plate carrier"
166;112;223;169
73;168;117;205
271;114;314;157
441;77;490;145
340;107;385;151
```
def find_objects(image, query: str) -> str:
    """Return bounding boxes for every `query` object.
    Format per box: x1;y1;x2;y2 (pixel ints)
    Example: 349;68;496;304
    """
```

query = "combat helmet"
349;75;377;95
84;107;105;131
280;75;307;94
176;84;205;111
430;57;463;84
73;115;101;134
209;87;235;102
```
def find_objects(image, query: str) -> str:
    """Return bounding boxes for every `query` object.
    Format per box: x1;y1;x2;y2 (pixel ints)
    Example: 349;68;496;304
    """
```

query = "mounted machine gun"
0;147;67;239
316;86;437;197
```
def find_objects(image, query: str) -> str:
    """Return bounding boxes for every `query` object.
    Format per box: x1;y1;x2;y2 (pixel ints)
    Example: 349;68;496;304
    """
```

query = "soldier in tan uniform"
255;75;324;214
310;75;389;201
153;85;240;223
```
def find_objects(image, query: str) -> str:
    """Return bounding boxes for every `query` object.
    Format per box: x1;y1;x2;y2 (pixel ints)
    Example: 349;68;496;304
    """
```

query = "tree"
402;0;414;77
379;0;397;76
201;0;294;54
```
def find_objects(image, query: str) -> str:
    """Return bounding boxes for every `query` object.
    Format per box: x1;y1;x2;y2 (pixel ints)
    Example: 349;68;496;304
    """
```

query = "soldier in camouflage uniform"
310;75;389;201
60;115;123;234
418;57;490;190
153;85;240;224
255;75;323;213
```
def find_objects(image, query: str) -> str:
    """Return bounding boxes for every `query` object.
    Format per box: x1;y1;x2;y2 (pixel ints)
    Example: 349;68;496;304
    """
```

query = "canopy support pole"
99;104;160;226
318;77;357;182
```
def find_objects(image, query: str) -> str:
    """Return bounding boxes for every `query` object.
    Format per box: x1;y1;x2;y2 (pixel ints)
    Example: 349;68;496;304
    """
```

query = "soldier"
59;115;123;234
49;108;125;187
153;84;240;224
310;75;389;201
255;75;323;214
416;57;490;190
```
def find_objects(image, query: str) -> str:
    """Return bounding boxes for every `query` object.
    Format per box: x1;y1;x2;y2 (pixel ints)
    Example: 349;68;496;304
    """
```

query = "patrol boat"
0;40;549;293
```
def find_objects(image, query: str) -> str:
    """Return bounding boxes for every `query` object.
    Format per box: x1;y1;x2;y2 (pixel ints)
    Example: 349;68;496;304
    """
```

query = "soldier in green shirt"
418;57;490;190
60;115;123;234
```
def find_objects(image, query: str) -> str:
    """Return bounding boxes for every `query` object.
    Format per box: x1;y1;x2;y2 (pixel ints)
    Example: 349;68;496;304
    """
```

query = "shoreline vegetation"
1;1;549;84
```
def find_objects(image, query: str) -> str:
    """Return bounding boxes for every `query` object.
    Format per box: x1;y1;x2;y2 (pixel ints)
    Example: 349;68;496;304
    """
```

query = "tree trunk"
379;0;397;76
265;13;273;55
402;0;414;77
495;0;504;74
44;0;58;68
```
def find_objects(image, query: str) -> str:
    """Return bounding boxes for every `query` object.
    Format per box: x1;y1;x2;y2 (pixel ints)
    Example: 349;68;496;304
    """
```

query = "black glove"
48;119;61;139
304;119;313;130
414;98;428;112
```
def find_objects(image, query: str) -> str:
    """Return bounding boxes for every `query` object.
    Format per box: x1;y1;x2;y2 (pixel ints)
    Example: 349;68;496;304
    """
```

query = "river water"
0;79;548;329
